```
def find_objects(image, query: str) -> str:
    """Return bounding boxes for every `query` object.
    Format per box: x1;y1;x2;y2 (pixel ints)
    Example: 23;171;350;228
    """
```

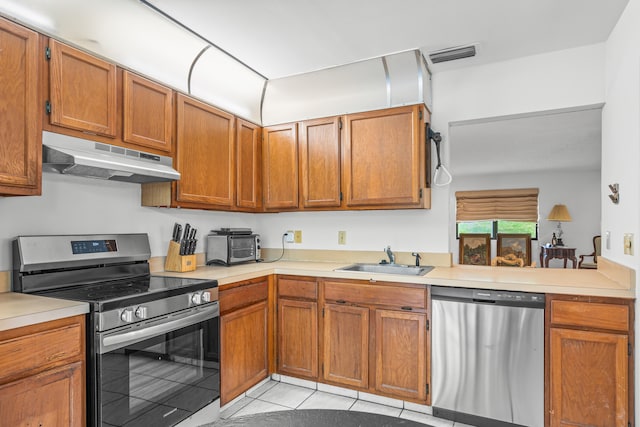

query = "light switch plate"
338;231;346;245
294;230;302;244
624;233;633;255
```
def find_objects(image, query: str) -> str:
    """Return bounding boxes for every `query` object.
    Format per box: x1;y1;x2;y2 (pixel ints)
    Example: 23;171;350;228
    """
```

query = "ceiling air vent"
429;45;476;64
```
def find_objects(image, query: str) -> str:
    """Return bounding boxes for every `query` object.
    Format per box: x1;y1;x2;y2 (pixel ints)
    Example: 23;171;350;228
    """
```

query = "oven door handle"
98;303;219;354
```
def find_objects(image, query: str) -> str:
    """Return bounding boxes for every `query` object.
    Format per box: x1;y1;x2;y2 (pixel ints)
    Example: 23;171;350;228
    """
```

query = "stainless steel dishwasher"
431;286;545;427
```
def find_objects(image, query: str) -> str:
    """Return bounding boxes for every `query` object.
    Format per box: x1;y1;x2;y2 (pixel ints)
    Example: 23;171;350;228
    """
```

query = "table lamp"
547;204;572;246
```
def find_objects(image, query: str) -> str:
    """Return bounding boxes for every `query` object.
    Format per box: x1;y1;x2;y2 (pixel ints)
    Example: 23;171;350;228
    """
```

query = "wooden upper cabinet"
48;39;117;137
0;17;41;196
236;119;262;210
343;105;425;208
122;70;173;153
263;123;298;210
299;116;341;208
175;93;235;208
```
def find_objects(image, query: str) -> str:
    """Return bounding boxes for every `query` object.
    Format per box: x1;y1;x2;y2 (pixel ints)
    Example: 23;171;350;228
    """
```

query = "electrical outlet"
284;231;294;243
624;233;633;255
338;230;347;245
294;230;302;243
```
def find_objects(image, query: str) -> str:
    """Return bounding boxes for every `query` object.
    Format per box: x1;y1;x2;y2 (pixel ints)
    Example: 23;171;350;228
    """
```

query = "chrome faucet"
384;246;396;264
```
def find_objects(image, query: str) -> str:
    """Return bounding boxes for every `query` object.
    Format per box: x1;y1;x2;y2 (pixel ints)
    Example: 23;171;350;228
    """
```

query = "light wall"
601;0;640;420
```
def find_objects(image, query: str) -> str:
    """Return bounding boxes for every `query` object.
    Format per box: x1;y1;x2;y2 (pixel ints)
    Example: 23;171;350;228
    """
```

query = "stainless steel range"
12;234;220;427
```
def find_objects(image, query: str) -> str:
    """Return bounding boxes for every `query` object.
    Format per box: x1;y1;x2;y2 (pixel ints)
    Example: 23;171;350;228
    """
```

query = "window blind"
455;188;539;222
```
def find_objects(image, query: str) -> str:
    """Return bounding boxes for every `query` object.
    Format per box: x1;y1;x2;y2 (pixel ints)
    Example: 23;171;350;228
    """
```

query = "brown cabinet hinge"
426;319;429;331
338;117;343;130
45;100;51;115
426;383;429;395
45;46;51;60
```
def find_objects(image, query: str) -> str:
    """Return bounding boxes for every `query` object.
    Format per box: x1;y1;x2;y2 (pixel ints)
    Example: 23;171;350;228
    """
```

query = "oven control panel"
100;289;218;330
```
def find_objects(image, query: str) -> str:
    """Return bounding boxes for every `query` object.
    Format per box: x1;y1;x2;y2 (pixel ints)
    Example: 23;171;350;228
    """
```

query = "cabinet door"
221;300;268;404
0;362;84;427
123;70;173;153
236;119;262;210
176;93;235;208
263;123;298;209
550;327;628;427
343;105;423;207
323;303;369;389
49;39;117;137
299;117;341;208
375;309;426;401
278;299;318;379
0;18;40;196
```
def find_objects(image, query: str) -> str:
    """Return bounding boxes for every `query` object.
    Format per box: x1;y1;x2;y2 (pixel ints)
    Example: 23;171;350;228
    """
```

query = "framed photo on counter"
497;233;531;267
459;233;491;266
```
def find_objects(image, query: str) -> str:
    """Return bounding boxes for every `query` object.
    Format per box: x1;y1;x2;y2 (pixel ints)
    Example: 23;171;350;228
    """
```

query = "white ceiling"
146;0;628;78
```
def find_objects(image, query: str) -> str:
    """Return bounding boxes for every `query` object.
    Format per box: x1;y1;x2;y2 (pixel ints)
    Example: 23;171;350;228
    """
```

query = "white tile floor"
220;377;477;427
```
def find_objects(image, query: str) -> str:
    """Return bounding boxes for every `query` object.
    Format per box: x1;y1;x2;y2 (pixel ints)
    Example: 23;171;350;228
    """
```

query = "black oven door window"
98;313;219;427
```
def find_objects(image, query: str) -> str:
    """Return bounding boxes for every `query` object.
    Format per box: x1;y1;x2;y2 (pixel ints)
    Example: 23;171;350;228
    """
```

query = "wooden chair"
578;235;601;269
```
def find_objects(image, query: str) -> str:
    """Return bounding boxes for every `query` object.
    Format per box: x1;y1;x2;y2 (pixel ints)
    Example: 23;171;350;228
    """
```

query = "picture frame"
496;233;532;267
459;233;491;265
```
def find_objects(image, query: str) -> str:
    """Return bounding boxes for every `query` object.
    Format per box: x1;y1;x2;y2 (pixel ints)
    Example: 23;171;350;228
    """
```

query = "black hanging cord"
259;233;286;263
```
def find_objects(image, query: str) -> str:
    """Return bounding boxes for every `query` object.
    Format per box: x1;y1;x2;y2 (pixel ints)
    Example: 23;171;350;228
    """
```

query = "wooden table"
540;246;577;268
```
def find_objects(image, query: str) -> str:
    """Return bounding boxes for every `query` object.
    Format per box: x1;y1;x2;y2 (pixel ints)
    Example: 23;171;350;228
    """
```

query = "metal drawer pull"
401;306;413;311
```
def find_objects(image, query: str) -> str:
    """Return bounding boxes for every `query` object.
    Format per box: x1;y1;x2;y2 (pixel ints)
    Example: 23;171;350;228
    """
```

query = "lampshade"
547;204;572;222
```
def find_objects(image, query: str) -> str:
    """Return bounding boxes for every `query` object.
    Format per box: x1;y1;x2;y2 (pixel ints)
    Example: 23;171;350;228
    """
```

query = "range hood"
42;131;180;183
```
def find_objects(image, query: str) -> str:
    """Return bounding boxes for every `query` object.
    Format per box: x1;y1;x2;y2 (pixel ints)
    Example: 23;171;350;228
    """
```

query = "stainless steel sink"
335;263;433;276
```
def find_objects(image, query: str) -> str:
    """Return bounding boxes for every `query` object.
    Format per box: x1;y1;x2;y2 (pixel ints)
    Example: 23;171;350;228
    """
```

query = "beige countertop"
1;257;633;333
0;292;89;332
155;260;636;299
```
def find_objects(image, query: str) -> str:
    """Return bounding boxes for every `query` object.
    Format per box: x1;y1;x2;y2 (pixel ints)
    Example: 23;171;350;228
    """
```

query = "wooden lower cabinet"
375;309;427;401
0;362;83;426
220;300;268;405
278;299;318;379
0;315;85;427
547;295;634;427
319;279;429;403
220;277;271;405
323;303;370;389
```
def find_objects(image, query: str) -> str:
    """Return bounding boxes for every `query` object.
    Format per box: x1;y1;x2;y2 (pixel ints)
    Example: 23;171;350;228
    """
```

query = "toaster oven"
206;232;260;265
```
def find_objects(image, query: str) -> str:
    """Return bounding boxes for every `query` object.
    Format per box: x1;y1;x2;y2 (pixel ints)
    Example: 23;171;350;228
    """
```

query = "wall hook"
608;183;619;204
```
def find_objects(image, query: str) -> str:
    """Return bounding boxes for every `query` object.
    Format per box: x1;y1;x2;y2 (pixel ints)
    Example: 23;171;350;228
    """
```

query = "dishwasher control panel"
432;286;545;308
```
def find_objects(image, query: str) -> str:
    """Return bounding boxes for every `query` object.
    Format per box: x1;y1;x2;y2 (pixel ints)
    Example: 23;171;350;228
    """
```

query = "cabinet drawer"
0;320;83;383
324;281;425;309
278;277;317;300
220;280;268;314
551;300;630;332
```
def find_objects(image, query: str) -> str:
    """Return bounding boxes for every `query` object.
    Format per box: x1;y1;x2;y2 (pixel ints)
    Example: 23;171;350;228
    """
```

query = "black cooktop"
36;275;217;312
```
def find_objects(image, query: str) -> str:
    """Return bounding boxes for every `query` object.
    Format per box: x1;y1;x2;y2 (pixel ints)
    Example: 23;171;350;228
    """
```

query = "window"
455;188;539;240
456;220;538;239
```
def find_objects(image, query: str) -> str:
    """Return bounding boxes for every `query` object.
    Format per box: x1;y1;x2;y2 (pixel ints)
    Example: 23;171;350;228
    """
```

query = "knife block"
164;240;197;272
